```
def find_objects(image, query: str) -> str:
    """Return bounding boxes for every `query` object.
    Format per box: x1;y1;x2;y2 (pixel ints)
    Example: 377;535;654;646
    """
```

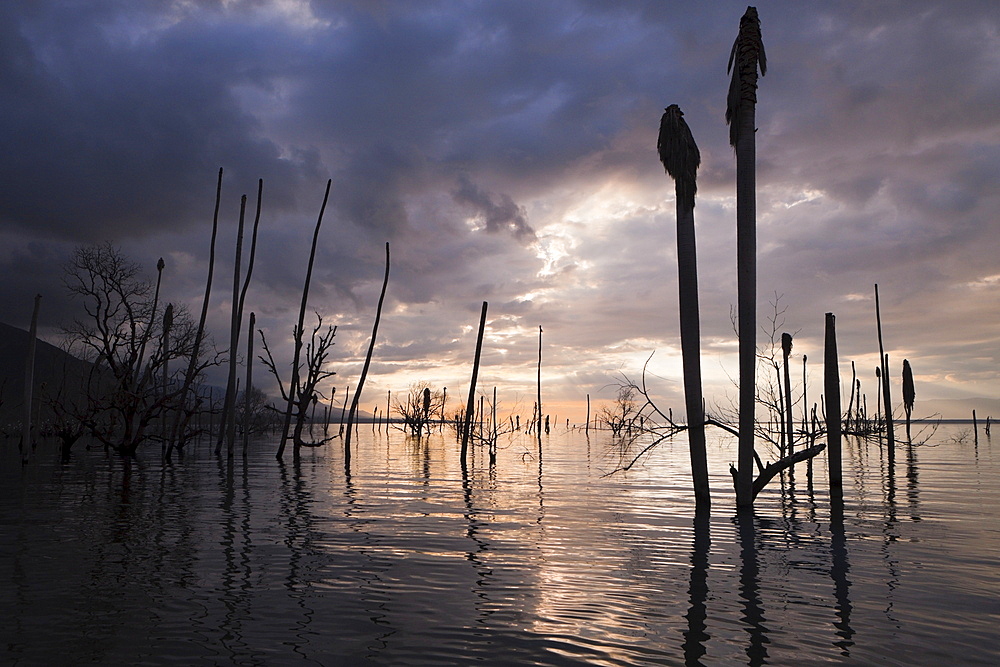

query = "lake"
2;423;998;665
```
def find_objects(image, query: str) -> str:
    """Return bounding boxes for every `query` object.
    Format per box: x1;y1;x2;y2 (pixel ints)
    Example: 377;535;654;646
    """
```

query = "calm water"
2;425;998;665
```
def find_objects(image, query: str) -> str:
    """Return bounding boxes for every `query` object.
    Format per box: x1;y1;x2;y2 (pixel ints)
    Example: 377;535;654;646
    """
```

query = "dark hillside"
0;321;94;430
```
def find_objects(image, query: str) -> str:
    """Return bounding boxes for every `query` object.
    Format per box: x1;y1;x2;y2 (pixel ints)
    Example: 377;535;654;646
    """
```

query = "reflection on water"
735;510;768;666
682;508;710;665
1;426;998;665
829;495;855;656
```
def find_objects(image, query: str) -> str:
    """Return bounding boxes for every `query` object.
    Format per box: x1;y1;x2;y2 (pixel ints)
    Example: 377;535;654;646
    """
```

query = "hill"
0;322;375;430
0;321;96;429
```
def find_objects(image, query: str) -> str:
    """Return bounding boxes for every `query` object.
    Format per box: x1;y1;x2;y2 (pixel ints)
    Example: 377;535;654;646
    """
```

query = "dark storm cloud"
0;0;998;411
453;175;535;241
0;2;320;242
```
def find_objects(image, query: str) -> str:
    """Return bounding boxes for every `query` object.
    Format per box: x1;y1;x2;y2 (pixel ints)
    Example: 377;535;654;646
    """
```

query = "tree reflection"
905;443;920;521
829;495;855;655
462;461;495;628
682;507;711;665
342;460;397;657
735;510;768;666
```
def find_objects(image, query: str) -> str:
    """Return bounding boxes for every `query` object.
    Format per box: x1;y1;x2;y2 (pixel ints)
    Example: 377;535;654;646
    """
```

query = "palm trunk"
676;178;710;507
734;91;757;507
728;7;766;507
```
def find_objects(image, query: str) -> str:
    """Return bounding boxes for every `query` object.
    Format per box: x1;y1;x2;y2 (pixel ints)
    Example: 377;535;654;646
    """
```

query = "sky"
1;0;998;422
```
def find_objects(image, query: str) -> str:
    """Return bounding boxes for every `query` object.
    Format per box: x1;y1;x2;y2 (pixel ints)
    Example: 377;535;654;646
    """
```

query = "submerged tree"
727;6;767;508
599;385;640;437
394;382;445;438
63;243;202;456
658;103;710;507
260;313;337;450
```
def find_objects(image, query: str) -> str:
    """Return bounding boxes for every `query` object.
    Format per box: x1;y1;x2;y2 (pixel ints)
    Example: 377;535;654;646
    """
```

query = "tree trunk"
874;284;895;455
782;334;794;459
825;313;843;499
277;180;331;460
218;195;246;457
536;325;543;446
735;93;757;508
243;312;255;457
345;242;391;463
676;186;710;507
168;168;222;459
461;302;489;465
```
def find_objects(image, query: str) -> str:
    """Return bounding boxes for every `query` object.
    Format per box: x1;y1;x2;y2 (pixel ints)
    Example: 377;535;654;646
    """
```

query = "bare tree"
599;385;640;437
259;312;337;450
393;382;445;438
62;243;203;456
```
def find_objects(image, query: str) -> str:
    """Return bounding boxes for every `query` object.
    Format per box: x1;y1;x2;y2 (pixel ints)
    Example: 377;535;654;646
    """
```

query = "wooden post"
825;313;843;499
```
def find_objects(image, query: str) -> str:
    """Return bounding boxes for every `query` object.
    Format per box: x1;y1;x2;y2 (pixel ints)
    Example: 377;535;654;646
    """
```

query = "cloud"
452;175;535;240
1;1;998;416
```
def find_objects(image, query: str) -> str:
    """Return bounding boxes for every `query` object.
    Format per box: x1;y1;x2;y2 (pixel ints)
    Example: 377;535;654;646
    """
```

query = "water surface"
2;425;998;665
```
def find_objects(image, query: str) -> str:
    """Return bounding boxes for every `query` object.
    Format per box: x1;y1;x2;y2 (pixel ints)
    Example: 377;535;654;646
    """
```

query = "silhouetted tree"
260;313;337;450
63;244;200;455
825;313;843;499
658;103;710;507
874;283;895;458
394;382;445;438
462;302;489;463
727;6;767;508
